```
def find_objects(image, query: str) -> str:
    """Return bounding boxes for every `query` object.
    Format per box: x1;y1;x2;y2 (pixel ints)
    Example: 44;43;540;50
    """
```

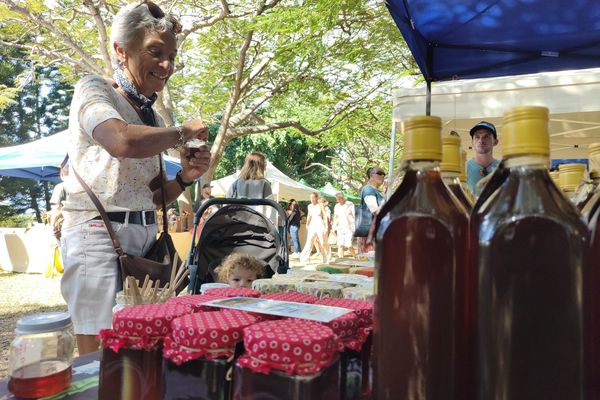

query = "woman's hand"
182;118;209;141
180;145;211;182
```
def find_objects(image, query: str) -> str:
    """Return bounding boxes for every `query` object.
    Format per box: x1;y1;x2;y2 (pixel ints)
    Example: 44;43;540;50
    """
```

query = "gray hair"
110;2;181;69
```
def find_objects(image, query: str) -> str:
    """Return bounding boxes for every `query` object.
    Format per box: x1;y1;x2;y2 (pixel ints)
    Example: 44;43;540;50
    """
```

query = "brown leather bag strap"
70;165;125;256
158;154;169;233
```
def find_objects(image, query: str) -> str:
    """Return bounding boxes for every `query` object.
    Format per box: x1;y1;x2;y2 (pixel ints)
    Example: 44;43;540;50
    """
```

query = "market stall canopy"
320;183;360;203
0;130;182;182
393;67;600;159
210;162;320;202
386;0;600;82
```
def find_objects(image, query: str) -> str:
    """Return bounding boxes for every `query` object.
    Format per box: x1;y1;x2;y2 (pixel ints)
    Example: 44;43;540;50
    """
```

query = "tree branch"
0;40;91;72
83;0;113;76
1;0;102;75
179;0;230;44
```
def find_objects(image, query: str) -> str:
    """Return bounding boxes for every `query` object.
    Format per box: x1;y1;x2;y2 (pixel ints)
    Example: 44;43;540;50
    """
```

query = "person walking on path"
300;192;328;263
332;192;356;258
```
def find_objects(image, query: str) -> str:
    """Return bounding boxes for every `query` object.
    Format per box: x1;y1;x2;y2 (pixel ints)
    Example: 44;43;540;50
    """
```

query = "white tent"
393;67;600;160
210;162;319;201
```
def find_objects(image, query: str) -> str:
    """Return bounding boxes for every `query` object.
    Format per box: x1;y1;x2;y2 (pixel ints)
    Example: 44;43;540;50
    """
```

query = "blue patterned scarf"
113;67;158;126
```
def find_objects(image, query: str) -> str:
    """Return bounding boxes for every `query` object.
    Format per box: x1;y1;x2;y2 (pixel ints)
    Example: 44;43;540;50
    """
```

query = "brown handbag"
72;156;186;293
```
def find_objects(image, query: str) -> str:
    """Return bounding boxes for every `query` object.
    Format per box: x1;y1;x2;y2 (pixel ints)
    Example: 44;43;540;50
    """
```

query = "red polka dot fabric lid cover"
99;303;188;351
315;297;373;328
321;311;368;352
237;319;339;376
163;310;257;365
166;294;227;312
203;287;261;298
261;291;317;304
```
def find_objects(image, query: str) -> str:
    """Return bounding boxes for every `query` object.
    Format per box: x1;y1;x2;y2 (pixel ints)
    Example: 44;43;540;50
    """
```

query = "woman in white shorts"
61;2;211;355
332;192;356;258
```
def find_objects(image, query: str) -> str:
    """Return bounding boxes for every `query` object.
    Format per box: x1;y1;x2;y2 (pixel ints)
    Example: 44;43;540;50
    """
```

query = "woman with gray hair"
60;1;210;355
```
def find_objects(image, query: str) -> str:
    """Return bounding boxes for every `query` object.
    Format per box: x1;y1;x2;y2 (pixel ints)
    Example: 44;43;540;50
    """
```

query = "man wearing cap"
467;121;500;196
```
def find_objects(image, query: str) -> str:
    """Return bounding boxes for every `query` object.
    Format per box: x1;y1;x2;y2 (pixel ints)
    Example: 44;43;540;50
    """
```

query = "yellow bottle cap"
440;135;462;173
589;143;600;158
589;143;600;174
403;116;442;161
559;163;586;191
502;106;549;158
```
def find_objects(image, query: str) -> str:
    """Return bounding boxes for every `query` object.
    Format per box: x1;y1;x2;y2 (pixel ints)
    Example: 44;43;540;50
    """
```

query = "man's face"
472;129;498;155
203;187;211;197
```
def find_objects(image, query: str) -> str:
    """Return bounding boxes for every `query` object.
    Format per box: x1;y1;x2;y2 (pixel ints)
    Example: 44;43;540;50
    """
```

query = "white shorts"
60;219;157;335
337;227;354;248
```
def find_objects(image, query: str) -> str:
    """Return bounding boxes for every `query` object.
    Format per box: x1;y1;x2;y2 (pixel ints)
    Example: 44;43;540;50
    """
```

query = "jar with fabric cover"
233;319;340;400
98;303;188;400
163;310;257;400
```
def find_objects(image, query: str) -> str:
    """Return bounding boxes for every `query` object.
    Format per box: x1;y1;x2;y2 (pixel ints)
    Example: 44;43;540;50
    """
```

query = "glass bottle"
460;148;475;202
374;116;470;400
441;135;472;212
559;163;586;202
471;106;589;400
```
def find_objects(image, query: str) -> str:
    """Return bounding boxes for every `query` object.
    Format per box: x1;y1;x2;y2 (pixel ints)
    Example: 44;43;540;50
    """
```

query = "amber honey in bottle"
374;116;470;400
471;106;589;400
441;134;472;212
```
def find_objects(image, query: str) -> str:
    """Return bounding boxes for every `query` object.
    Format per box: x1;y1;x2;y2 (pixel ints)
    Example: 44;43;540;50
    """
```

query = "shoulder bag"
72;156;185;293
354;196;373;238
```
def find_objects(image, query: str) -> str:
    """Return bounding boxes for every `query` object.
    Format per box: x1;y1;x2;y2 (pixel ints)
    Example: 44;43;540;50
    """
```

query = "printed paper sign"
203;297;353;323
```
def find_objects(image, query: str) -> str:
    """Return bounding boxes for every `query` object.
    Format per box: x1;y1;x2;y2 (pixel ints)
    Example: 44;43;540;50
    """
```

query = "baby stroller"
187;198;289;294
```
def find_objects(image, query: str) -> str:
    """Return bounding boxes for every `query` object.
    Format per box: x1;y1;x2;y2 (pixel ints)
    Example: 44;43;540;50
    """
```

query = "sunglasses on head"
375;171;386;177
138;1;182;33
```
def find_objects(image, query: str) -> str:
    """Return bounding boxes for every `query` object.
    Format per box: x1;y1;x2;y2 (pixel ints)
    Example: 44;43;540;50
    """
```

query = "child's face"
228;267;258;289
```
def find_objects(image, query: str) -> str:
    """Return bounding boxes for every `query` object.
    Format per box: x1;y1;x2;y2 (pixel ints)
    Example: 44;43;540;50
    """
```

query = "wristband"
175;170;194;190
174;126;185;150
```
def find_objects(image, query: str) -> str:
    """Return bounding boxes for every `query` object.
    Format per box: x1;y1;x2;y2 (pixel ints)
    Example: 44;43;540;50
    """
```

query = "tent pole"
426;80;431;116
387;120;397;199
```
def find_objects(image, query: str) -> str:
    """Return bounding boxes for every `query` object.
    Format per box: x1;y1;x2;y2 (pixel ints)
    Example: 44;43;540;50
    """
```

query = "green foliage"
0;214;35;228
0;0;415;199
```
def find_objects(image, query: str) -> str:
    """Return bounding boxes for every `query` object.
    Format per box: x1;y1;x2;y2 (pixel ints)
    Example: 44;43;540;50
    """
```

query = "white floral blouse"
62;75;166;228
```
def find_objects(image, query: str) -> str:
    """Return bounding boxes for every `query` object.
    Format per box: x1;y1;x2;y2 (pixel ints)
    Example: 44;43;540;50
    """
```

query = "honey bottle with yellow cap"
373;116;469;400
441;134;473;212
471;106;589;400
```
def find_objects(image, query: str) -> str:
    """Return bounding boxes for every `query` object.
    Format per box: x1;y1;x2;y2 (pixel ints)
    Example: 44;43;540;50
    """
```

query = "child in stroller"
215;253;265;289
187;198;289;294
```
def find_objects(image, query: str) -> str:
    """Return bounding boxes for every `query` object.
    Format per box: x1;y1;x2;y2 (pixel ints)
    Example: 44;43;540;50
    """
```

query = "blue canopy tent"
386;0;600;83
0;130;182;182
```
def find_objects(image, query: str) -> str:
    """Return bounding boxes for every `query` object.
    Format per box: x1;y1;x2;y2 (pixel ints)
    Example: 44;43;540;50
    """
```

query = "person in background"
466;121;500;196
286;199;303;258
332;192;356;258
60;1;211;355
358;166;385;253
300;192;328;263
227;151;275;224
319;197;332;259
215;253;265;289
50;163;69;241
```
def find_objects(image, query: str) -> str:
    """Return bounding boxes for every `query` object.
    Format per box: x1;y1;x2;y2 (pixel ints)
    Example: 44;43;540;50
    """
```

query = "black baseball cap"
202;183;212;189
470;121;497;139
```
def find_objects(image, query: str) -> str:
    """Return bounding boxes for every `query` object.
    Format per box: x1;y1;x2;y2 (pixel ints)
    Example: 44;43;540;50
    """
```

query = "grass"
0;270;67;379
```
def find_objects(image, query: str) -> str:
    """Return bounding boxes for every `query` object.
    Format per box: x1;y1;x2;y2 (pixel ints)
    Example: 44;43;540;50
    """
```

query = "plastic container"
373;116;469;399
163;310;257;400
233;319;340;400
199;282;230;294
98;303;188;400
8;312;74;399
472;106;589;399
